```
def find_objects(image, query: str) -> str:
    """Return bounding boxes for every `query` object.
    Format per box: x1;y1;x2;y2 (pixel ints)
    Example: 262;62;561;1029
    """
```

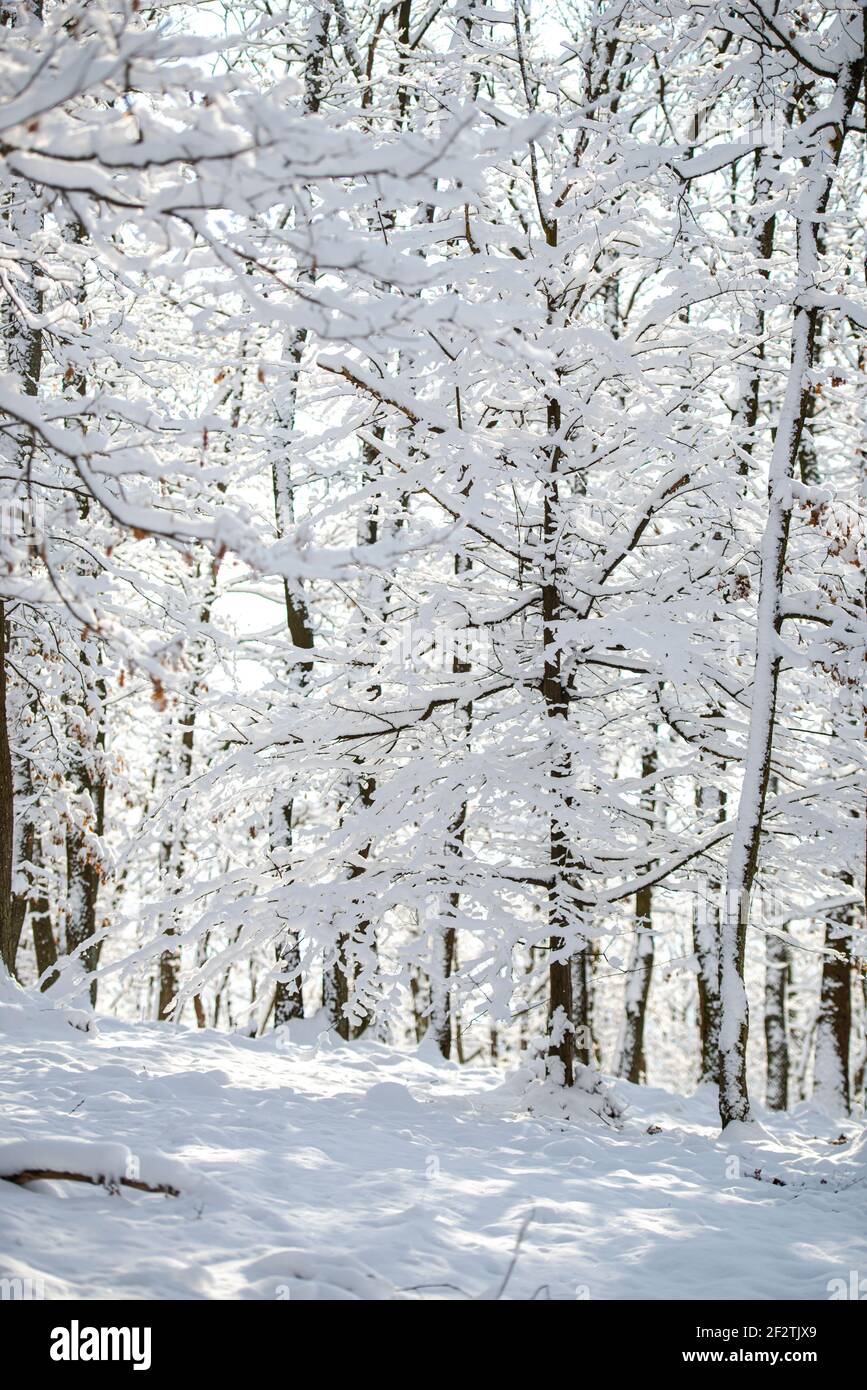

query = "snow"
1;987;863;1301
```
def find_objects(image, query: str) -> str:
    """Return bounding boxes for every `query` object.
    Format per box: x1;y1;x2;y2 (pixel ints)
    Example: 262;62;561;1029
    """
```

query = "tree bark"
157;571;218;1022
812;900;853;1115
431;543;472;1060
65;656;106;1007
691;787;723;1088
0;604;15;975
543;393;574;1088
616;747;657;1083
618;907;653;1085
764;933;790;1110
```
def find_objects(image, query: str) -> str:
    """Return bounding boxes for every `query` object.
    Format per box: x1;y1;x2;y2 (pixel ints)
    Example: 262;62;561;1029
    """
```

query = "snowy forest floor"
1;990;864;1301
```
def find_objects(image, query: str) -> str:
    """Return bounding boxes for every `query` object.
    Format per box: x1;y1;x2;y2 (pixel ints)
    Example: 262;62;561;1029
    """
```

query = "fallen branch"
1;1169;180;1197
748;1167;787;1188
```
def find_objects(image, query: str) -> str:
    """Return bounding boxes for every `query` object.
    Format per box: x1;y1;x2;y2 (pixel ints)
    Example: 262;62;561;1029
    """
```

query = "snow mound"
0;975;97;1041
362;1081;422;1112
239;1250;399;1301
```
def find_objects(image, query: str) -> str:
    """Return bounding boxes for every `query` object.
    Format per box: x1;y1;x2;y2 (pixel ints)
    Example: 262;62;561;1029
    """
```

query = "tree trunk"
0;603;15;975
570;949;590;1067
270;4;333;1025
852;969;867;1109
158;570;219;1022
272;781;304;1027
31;889;58;990
430;915;458;1059
25;818;58;988
65;648;106;1008
812;903;852;1115
410;965;428;1044
760;767;790;1111
764;933;790;1110
617;747;657;1083
0;63;44;975
328;773;376;1041
9;786;33;976
271;339;313;1024
618;908;653;1085
543;388;574;1087
65;789;103;1007
717;79;858;1125
692;786;723;1089
431;542;472;1060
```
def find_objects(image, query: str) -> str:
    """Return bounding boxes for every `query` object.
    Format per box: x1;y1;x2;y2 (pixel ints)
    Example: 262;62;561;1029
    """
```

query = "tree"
706;2;864;1127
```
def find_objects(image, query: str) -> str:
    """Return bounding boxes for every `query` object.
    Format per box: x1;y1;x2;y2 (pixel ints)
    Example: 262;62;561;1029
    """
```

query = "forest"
0;0;864;1305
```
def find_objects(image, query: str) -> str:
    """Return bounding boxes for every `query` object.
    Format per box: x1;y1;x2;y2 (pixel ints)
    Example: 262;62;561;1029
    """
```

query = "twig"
492;1206;536;1300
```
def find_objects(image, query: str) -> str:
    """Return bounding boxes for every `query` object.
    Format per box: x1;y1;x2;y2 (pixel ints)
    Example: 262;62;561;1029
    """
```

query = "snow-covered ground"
1;986;864;1301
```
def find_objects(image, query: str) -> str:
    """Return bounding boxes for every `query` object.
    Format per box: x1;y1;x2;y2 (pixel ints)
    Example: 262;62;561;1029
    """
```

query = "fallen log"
1;1169;179;1197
